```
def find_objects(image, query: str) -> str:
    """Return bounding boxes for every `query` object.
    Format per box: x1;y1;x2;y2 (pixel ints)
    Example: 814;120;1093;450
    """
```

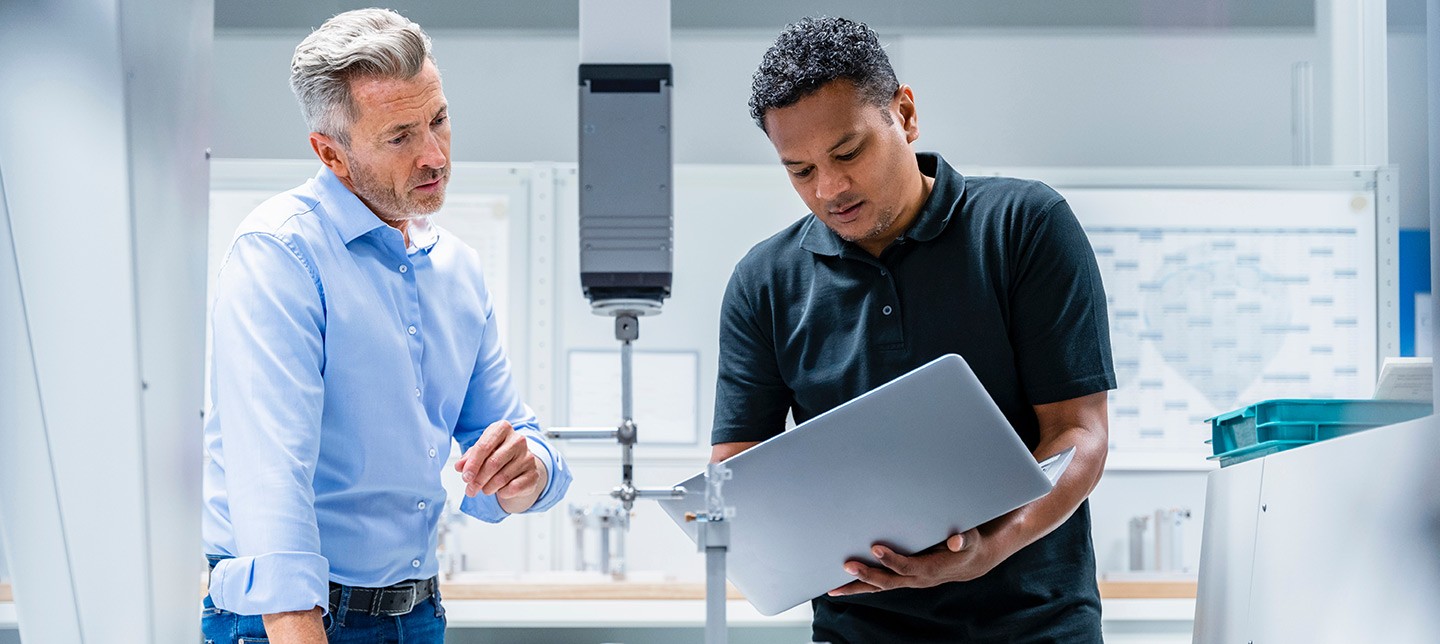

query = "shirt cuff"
522;434;571;513
209;551;329;616
459;435;571;523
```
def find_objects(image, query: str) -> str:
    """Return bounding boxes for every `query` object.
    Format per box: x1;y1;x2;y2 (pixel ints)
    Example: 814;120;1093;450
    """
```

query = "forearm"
981;421;1107;559
263;607;326;643
710;440;761;463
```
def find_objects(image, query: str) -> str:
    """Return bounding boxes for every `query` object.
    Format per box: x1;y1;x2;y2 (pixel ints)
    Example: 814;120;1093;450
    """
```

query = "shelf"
0;579;1196;629
1;579;1197;603
1097;579;1197;599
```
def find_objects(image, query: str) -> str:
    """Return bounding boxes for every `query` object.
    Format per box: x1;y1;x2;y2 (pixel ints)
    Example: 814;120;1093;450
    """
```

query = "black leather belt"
328;577;437;617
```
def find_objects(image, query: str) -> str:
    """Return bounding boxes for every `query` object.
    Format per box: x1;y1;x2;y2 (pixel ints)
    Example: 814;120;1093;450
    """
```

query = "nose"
417;130;447;170
814;169;849;204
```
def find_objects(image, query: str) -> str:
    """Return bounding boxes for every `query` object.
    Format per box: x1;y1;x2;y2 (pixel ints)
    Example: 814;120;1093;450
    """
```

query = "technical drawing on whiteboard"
1062;186;1382;458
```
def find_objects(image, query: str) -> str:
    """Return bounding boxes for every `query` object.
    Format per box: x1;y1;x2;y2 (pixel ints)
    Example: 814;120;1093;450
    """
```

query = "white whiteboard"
983;168;1395;465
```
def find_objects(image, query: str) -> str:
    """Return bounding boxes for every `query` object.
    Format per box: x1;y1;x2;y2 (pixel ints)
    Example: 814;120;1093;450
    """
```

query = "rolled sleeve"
209;232;329;614
210;551;328;616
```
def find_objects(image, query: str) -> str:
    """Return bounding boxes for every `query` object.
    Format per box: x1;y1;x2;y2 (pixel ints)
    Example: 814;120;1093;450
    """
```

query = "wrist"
497;454;547;514
262;607;325;643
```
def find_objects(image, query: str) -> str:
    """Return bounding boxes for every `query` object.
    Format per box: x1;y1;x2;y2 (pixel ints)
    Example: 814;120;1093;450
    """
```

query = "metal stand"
685;462;732;644
545;303;730;643
546;309;683;511
569;501;630;577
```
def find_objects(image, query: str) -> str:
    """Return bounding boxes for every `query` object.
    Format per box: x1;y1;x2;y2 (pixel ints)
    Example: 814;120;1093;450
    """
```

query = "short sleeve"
1008;197;1117;405
711;261;791;444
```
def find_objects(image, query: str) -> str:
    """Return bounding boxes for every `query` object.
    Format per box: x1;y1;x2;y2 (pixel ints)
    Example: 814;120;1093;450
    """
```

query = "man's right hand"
263;607;326;643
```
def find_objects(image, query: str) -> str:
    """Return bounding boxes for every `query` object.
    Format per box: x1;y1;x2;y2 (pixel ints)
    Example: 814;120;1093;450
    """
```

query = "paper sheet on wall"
436;194;511;345
566;350;699;444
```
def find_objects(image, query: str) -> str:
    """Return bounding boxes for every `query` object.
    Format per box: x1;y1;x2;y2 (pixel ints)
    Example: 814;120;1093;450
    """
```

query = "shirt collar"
312;166;389;244
311;166;439;253
798;151;966;257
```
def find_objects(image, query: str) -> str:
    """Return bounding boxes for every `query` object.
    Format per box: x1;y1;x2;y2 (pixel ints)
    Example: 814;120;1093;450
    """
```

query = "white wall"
214;29;1309;165
1389;30;1433;229
213;27;1431;230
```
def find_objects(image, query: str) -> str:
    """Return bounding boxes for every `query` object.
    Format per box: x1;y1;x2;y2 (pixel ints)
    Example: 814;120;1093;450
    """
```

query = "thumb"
946;533;965;552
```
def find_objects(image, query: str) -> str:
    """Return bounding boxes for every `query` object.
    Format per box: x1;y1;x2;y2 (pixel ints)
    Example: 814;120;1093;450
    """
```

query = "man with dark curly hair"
710;16;1115;643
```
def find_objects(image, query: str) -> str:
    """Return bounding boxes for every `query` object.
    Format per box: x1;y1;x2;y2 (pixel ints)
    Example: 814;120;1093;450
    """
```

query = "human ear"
894;84;920;144
310;132;351;180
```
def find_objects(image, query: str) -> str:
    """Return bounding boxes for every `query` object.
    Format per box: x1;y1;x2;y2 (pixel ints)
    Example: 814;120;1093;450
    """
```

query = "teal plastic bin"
1207;399;1432;467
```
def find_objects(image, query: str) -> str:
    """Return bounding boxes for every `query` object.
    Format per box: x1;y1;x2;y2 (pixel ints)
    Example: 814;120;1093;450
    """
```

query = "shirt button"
414;388;422;398
411;559;421;568
418;501;427;510
429;447;437;458
407;325;417;335
880;270;887;276
882;305;893;316
399;265;408;273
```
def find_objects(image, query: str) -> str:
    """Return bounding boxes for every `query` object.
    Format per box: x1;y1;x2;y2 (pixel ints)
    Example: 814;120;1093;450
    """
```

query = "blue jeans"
203;555;446;643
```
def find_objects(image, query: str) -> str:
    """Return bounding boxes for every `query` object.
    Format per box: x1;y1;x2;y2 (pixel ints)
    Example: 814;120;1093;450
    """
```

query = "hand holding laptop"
830;526;989;596
832;444;1077;596
659;355;1077;615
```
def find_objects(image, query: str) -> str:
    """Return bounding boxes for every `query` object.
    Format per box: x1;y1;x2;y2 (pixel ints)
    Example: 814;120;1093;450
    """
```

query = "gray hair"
289;8;435;146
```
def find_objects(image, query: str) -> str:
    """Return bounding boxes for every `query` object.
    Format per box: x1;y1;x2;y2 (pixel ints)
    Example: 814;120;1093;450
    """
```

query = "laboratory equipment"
569;500;630;577
1207;398;1431;466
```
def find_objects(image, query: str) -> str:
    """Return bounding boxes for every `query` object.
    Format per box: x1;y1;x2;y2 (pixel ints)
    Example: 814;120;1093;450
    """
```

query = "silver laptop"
657;353;1074;616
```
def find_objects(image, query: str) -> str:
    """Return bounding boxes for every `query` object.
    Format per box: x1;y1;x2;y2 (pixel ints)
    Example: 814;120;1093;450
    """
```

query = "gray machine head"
578;63;674;312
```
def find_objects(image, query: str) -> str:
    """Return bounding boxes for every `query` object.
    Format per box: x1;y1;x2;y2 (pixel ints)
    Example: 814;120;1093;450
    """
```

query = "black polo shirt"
713;152;1115;643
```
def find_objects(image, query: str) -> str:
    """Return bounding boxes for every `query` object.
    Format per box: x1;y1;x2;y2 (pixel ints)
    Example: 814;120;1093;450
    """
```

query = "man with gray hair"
201;8;572;643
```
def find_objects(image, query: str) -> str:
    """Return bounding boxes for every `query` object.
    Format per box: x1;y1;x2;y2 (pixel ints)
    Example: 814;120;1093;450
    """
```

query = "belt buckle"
381;583;418;616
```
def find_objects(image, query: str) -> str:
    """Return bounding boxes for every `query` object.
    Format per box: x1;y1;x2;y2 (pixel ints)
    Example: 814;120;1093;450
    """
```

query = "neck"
380;217;412;248
857;171;935;257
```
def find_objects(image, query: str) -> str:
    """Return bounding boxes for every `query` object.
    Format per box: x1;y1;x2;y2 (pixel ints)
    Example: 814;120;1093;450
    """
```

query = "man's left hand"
455;420;548;513
828;528;999;596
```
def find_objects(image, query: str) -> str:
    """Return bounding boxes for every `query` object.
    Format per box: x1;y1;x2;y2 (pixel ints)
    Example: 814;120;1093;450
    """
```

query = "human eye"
836;146;861;161
791;166;814;178
389;132;409;146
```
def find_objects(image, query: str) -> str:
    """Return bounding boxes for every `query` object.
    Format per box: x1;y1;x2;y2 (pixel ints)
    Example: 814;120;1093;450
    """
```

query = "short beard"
348;156;449;223
835;206;897;245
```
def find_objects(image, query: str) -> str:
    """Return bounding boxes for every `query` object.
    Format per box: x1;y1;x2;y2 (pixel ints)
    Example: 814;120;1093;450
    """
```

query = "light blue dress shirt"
202;167;571;616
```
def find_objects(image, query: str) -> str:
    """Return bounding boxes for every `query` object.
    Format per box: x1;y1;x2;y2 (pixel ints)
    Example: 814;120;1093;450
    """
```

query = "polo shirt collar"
312;166;388;245
798;151;966;257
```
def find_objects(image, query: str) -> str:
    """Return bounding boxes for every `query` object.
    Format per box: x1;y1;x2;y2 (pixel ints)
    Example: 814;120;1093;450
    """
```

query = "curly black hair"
748;16;899;131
